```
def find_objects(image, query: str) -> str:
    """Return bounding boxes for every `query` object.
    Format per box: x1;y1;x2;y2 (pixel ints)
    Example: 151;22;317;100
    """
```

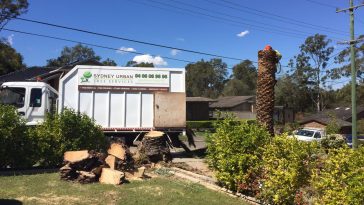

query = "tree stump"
256;46;279;136
136;131;171;163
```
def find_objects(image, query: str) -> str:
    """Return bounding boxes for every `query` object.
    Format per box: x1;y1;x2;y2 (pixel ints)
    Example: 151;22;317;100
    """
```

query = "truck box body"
58;65;186;132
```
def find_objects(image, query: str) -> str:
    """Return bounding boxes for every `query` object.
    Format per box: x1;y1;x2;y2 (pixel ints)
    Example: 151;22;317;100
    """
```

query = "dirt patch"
17;193;85;204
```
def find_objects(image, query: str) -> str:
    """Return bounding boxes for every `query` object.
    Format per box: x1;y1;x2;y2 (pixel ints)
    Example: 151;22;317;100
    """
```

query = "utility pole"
337;0;364;149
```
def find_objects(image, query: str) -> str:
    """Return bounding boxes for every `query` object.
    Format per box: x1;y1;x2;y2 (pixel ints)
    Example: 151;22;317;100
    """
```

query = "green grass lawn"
0;173;246;205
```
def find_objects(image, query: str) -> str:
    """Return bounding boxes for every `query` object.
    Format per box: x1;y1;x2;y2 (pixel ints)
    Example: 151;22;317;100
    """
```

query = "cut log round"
108;143;126;160
63;150;89;163
136;131;171;163
99;168;124;185
105;155;116;170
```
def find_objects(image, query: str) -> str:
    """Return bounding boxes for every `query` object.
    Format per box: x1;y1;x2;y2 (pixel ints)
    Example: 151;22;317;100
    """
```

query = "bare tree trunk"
256;48;278;136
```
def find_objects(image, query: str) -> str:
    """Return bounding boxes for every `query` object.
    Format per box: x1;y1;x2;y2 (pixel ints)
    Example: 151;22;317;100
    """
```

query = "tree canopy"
223;60;257;96
288;34;334;112
46;44;117;67
0;0;28;30
46;44;101;67
125;60;154;67
186;58;227;98
0;41;25;75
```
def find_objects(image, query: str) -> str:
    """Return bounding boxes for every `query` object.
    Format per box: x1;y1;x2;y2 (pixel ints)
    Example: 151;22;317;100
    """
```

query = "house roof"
0;59;103;84
302;118;352;127
300;106;364;127
209;96;255;108
0;67;57;84
186;97;216;102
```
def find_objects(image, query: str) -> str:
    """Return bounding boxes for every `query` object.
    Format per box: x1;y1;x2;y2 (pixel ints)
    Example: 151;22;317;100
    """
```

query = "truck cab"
0;82;58;125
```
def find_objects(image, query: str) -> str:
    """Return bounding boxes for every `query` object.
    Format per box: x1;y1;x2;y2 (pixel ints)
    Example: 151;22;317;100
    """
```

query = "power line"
2;28;193;64
12;17;245;62
206;0;348;38
304;0;339;9
129;0;308;39
147;0;325;39
2;28;249;71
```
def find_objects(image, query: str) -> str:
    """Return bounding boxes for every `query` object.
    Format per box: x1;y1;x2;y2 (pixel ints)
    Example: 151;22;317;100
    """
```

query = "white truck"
0;65;186;139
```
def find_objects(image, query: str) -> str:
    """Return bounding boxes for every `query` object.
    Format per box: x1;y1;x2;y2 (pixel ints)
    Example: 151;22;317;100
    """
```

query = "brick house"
209;95;294;123
300;107;364;134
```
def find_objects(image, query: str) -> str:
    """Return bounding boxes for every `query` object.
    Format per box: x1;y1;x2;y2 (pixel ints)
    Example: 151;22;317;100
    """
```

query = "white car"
292;128;325;142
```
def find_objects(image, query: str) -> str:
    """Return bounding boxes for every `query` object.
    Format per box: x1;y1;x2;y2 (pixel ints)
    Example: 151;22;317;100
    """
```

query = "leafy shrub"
326;115;340;135
310;147;364;205
259;135;321;204
283;122;300;135
320;134;347;150
187;120;256;129
0;104;37;168
32;109;106;166
206;115;270;195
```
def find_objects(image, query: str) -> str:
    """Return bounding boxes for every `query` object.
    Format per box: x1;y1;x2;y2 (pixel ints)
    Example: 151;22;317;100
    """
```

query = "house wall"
231;102;254;112
186;102;210;121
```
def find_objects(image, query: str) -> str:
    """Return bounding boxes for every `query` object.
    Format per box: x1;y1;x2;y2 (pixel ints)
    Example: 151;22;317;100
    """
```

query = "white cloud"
116;47;136;54
237;30;249;38
7;34;14;45
133;54;167;66
170;49;180;56
176;37;185;42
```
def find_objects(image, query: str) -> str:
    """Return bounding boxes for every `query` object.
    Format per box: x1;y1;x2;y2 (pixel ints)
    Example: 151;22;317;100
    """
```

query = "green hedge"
30;109;107;167
207;116;270;195
207;116;364;205
0;105;106;168
187;119;256;129
259;135;321;204
0;105;37;168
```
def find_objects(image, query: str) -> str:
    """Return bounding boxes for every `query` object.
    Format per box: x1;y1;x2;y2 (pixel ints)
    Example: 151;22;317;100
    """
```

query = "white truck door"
26;87;46;125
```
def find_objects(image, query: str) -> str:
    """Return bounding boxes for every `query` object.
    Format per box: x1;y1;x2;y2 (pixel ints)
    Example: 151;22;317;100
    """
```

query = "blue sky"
1;0;363;87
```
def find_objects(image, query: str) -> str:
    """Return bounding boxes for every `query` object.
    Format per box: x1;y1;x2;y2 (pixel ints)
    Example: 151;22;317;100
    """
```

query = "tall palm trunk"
256;48;278;136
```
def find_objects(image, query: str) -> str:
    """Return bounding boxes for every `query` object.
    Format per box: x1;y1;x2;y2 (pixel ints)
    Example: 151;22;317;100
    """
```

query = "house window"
30;88;42;107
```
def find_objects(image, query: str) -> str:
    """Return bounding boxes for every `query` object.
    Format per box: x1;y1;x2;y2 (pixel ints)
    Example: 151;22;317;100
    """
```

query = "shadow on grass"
0;199;22;205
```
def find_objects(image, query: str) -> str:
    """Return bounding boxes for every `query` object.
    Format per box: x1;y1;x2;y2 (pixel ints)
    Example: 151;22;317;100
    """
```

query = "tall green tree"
222;60;257;96
332;34;364;82
0;0;28;31
46;44;101;67
275;75;312;112
0;41;25;75
186;58;227;98
289;34;334;112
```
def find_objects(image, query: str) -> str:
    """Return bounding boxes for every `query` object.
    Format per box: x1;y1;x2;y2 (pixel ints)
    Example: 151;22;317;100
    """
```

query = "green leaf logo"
83;71;92;78
81;71;92;83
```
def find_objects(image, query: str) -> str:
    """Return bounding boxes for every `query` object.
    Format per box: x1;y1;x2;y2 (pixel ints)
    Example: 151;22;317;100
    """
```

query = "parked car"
291;128;326;142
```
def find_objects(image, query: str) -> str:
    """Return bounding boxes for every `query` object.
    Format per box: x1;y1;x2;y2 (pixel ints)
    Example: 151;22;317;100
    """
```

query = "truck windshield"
0;87;26;108
295;129;314;137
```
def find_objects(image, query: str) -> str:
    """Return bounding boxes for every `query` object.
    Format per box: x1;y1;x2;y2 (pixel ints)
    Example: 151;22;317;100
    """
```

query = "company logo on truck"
80;71;92;83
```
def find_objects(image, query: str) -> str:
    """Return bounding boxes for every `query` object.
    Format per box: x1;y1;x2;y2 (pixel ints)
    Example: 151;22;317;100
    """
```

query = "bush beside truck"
207;116;364;205
0;105;106;168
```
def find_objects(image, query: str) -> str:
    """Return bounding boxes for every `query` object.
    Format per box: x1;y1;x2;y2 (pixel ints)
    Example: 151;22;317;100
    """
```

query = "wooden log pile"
60;131;171;185
60;141;134;185
60;150;107;184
